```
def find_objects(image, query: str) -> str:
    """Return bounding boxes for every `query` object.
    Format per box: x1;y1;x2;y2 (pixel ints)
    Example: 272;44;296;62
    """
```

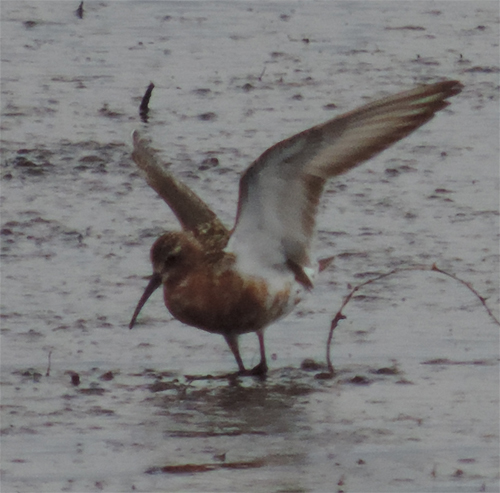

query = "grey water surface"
1;1;499;492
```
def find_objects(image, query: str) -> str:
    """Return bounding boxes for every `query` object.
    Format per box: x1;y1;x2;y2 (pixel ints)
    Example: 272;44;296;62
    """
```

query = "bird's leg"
224;334;246;373
249;329;268;375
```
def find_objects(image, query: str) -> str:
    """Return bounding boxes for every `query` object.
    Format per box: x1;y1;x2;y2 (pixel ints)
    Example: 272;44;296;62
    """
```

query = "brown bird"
129;80;463;375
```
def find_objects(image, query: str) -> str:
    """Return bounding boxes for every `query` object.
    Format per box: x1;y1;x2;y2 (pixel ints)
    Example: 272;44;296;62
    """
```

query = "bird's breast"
162;264;301;336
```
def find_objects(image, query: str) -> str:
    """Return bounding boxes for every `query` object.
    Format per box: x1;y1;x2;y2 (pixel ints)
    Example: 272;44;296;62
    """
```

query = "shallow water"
1;1;499;492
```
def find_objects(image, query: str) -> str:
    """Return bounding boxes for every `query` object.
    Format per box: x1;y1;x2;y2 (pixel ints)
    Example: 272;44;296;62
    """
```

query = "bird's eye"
164;253;180;268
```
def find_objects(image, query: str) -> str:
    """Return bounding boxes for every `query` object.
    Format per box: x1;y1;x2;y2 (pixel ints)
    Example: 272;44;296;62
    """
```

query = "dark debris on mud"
1;142;132;180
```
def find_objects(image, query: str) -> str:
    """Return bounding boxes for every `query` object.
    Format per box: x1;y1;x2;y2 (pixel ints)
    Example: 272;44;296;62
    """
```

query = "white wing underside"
226;81;462;278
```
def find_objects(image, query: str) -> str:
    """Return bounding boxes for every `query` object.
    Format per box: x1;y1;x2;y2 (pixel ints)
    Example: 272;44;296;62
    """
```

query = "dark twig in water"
429;263;499;325
140;82;155;122
76;1;84;19
46;350;52;377
258;65;266;81
324;264;499;377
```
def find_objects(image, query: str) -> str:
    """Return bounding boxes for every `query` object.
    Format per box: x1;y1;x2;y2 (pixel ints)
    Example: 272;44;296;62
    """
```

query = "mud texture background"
1;1;499;492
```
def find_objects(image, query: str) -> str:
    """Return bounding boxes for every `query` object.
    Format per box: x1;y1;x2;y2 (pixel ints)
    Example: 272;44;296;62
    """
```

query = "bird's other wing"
132;131;230;249
227;80;463;276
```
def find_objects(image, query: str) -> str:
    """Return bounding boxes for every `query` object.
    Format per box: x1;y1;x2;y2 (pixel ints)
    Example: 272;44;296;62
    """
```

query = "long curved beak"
129;273;162;329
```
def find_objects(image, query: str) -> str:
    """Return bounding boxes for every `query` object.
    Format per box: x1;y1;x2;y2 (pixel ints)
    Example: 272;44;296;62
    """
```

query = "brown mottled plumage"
129;80;463;375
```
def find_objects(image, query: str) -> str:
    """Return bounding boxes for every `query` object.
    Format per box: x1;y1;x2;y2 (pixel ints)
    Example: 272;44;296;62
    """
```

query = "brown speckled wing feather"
132;131;230;250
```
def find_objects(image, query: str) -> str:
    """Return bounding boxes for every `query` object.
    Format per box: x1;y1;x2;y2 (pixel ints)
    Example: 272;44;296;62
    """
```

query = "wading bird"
129;80;462;375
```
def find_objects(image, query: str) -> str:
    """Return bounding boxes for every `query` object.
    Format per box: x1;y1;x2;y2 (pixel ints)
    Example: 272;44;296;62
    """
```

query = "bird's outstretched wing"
227;80;463;274
132;131;230;249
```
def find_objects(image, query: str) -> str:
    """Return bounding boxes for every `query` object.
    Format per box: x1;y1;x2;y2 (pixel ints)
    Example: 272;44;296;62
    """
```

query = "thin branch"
46;350;52;377
75;1;84;19
139;82;155;122
258;65;266;81
325;264;499;376
430;263;499;325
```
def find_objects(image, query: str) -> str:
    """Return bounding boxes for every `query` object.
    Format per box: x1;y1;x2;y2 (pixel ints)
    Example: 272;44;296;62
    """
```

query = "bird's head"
129;231;201;329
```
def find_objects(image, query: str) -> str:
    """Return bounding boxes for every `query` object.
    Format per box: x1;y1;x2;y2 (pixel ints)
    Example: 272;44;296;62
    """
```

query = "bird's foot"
236;361;268;378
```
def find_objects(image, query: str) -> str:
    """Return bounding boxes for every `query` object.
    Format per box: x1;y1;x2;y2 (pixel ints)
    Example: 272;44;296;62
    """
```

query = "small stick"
46;350;52;377
325;264;499;375
258;65;266;81
139;82;155;122
76;1;84;19
430;263;499;325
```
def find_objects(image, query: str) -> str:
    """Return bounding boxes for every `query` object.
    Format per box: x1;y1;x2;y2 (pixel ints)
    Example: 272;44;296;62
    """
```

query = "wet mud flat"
1;1;499;492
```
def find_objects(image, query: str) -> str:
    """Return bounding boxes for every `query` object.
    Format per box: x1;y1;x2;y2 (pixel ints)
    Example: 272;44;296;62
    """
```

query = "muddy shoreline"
1;1;499;492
